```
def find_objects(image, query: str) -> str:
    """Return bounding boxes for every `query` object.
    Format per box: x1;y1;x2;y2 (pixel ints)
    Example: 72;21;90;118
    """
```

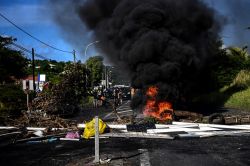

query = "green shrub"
224;88;250;111
231;70;250;89
0;84;26;116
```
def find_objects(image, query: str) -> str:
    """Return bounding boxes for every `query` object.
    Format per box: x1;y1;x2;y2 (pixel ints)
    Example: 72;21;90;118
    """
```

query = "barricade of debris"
1;109;250;148
0;109;78;146
5;110;77;128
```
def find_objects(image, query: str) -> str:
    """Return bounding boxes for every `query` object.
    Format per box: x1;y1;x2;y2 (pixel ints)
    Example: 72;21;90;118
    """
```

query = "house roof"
22;75;38;81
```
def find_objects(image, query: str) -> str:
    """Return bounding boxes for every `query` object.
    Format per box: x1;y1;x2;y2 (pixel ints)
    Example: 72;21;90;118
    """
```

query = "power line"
11;42;49;60
0;12;73;54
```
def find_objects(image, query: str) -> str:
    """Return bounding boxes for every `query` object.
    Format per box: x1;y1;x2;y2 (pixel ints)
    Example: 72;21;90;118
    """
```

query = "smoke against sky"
47;0;250;108
47;0;250;62
1;0;249;62
74;0;222;107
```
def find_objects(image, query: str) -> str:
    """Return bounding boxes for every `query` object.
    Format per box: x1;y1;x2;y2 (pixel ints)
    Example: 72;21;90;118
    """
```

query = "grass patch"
224;87;250;111
81;96;94;108
193;70;250;111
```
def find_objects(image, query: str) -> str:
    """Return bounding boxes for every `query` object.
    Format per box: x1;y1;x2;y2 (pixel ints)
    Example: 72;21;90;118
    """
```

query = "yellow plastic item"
83;118;107;139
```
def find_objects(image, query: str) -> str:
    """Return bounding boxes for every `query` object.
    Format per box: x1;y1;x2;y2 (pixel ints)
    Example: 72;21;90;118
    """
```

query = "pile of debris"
0;110;78;147
5;110;77;129
31;84;80;116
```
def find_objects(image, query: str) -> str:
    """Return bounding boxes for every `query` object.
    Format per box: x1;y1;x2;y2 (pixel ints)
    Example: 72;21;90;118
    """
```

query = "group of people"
92;88;124;108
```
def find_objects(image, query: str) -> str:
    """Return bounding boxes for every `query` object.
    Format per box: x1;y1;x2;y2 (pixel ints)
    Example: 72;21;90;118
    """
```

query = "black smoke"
77;0;221;108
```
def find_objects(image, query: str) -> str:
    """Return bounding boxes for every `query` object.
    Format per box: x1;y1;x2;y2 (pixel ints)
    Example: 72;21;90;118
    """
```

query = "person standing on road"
131;87;135;99
97;89;103;107
113;88;119;107
93;90;98;108
118;89;123;105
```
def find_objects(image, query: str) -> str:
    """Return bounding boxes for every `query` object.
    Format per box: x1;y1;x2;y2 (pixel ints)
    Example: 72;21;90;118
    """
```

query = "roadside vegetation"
194;46;250;111
0;36;105;118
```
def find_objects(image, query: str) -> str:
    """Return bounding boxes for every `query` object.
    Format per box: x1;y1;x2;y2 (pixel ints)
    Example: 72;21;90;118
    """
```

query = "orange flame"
144;86;173;122
146;86;158;97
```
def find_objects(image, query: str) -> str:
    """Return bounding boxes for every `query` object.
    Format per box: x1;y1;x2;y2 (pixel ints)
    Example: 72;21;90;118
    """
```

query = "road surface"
0;136;250;166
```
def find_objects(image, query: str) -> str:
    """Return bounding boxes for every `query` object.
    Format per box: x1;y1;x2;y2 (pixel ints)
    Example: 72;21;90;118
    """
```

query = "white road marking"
139;149;151;166
117;110;133;114
103;112;113;119
103;101;131;119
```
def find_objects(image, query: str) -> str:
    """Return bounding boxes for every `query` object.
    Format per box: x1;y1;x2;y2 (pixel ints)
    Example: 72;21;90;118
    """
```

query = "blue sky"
0;0;85;61
0;0;249;62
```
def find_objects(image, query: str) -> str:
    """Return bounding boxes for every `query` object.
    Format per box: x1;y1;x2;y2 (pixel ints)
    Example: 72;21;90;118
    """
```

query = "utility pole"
105;66;109;89
73;50;76;64
32;48;36;91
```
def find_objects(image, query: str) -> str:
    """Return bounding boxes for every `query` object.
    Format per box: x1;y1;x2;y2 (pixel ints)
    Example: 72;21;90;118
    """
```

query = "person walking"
93;90;98;108
118;89;123;105
113;88;119;107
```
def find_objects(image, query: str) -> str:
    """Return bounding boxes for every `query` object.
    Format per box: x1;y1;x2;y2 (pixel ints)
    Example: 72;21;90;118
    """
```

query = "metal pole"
84;41;99;90
73;50;76;64
105;66;108;89
94;116;100;163
37;70;40;92
27;92;29;110
84;41;99;61
32;48;36;92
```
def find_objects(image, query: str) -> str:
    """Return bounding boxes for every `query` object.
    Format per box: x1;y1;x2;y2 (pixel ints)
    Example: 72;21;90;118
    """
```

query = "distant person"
113;88;119;107
97;89;102;107
118;89;123;105
100;94;107;108
131;87;135;99
93;90;98;108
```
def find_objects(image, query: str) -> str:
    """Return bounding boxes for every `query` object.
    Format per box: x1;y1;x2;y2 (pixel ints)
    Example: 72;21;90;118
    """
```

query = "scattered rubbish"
33;130;44;137
83;118;107;139
127;122;156;132
208;113;225;124
15;133;66;144
174;110;203;122
65;132;80;139
26;137;58;144
100;158;111;164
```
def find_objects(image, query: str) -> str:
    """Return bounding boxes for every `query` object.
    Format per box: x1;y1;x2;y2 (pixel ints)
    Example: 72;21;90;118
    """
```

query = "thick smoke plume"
77;0;221;108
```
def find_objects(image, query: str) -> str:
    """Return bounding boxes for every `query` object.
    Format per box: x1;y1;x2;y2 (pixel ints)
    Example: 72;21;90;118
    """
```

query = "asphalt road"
0;136;250;166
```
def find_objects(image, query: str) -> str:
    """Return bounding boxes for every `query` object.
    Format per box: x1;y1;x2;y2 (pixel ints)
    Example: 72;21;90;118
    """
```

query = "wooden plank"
188;130;250;137
147;126;222;134
59;138;80;141
101;132;174;139
0;131;21;137
0;126;67;131
0;126;18;130
26;127;66;131
199;124;250;130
